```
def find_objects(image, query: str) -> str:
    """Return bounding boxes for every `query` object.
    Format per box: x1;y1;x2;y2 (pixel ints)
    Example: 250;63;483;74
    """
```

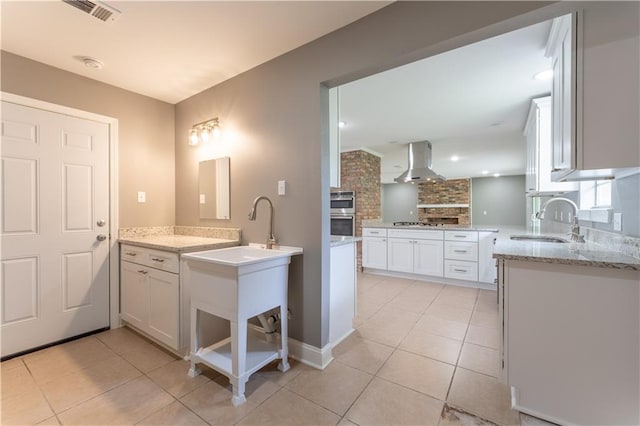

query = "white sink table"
182;245;302;405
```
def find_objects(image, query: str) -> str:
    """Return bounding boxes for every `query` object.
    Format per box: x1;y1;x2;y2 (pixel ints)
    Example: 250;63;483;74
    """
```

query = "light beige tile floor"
0;272;555;425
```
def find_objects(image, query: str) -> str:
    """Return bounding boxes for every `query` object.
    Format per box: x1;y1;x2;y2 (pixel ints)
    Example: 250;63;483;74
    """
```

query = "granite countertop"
119;235;239;253
331;236;362;247
493;230;640;271
363;223;499;232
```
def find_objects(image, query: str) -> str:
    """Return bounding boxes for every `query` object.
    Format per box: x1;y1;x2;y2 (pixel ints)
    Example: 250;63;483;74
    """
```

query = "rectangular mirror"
199;157;230;219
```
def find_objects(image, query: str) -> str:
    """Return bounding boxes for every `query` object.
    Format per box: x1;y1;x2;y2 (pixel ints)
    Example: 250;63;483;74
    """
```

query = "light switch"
199;194;206;204
137;191;146;203
278;180;286;196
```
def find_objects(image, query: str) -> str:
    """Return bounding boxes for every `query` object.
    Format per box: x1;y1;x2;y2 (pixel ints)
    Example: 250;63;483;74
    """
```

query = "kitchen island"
330;236;361;349
494;235;640;425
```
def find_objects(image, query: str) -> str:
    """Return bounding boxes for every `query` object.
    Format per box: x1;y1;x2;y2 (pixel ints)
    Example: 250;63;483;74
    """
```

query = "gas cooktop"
393;221;444;227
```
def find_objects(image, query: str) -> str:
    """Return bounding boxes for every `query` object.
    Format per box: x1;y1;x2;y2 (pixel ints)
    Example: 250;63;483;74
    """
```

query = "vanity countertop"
119;235;239;253
493;229;640;271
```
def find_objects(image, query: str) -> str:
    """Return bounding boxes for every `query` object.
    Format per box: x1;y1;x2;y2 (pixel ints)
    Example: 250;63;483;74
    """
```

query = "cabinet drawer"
121;244;179;273
363;228;387;237
388;229;444;240
444;260;478;281
444;241;478;261
445;231;478;242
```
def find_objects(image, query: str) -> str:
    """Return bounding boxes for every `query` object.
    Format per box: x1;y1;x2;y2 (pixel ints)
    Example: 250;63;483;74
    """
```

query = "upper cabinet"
524;96;578;196
547;5;640;181
329;87;341;188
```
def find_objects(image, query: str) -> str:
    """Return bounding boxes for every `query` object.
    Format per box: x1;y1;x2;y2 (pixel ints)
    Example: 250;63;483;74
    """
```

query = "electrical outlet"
614;213;622;231
278;180;286;196
137;191;146;203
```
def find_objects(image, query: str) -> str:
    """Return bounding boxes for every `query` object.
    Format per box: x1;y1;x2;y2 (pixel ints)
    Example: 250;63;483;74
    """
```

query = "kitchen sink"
510;235;569;243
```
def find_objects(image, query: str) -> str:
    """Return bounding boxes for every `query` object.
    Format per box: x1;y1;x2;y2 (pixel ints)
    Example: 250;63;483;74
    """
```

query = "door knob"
97;219;106;227
97;234;107;241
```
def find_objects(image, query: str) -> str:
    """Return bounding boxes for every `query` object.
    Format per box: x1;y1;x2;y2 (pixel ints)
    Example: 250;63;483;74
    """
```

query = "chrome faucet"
535;197;585;242
248;196;277;249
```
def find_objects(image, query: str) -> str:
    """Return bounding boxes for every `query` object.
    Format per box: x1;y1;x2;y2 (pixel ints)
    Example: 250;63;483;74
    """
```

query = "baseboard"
330;328;355;349
287;337;333;370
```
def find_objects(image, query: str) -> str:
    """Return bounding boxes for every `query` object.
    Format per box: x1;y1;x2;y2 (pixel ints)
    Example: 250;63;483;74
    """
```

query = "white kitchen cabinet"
478;231;497;284
499;258;640;425
524;97;578;195
444;241;477;262
548;5;640;181
443;259;477;281
329;87;340;188
387;229;444;277
362;228;388;270
329;241;356;346
120;244;181;351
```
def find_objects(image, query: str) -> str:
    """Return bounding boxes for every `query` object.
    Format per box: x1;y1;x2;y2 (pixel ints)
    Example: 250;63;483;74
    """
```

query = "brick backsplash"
418;178;471;226
338;150;381;269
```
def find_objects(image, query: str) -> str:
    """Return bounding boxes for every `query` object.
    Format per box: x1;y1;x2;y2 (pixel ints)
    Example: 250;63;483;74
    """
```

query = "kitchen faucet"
535;197;585;242
248;196;277;249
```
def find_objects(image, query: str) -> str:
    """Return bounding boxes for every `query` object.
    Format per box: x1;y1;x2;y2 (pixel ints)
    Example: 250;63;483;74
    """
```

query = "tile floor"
1;273;552;425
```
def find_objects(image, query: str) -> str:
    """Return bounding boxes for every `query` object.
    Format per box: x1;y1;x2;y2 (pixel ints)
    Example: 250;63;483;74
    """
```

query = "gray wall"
174;2;577;349
382;184;419;223
472;175;526;226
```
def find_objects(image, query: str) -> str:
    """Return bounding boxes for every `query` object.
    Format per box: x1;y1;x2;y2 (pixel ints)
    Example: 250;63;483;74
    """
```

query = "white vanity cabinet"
387;229;444;276
362;228;388;270
120;244;181;351
548;5;640;181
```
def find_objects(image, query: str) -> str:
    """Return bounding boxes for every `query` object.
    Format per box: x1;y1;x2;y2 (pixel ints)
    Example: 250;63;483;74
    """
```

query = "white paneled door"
1;101;110;357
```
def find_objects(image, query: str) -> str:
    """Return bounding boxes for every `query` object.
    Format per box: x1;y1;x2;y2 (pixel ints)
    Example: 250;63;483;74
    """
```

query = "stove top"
393;221;444;227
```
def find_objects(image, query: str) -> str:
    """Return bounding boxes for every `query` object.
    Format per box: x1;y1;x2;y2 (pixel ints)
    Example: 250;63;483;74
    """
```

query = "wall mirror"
199;157;230;219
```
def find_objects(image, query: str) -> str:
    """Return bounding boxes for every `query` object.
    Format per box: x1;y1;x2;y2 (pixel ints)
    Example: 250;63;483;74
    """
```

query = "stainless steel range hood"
395;141;446;183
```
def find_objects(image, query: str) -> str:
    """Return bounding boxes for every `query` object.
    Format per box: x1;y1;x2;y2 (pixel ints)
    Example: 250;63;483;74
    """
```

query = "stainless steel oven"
330;191;356;236
331;214;355;237
330;191;355;215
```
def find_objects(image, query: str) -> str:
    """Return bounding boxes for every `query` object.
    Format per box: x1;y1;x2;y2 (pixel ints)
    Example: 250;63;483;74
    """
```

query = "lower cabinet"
362;228;388;269
387;238;444;277
121;260;179;349
120;244;183;352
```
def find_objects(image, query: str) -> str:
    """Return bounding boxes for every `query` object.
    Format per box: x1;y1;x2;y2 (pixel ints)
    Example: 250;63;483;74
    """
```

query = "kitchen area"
331;5;640;425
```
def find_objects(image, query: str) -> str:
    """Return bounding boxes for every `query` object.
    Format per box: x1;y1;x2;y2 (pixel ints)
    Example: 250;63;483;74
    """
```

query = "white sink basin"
183;245;302;267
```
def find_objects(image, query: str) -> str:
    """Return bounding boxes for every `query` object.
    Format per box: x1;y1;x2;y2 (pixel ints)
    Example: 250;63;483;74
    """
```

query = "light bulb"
188;129;199;146
200;126;210;143
211;123;222;139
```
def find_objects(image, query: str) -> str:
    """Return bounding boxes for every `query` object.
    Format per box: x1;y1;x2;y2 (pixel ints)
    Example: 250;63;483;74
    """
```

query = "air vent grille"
61;0;121;22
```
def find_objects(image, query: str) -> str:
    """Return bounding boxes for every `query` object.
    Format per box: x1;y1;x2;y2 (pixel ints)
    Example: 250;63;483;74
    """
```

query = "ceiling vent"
62;0;121;23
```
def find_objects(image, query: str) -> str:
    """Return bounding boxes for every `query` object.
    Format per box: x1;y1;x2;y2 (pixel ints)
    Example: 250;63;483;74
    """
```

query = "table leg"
230;319;248;405
278;304;290;372
188;308;201;378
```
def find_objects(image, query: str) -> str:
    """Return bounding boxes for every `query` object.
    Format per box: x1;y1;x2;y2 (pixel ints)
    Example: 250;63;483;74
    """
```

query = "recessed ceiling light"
80;56;104;69
482;170;489;175
494;173;501;177
338;121;346;128
534;69;553;80
451;155;459;162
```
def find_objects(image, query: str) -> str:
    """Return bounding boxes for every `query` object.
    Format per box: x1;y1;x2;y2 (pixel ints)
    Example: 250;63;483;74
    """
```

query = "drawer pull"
453;249;468;253
370;231;379;234
453;268;467;273
453;235;467;238
137;270;148;275
125;252;137;256
151;257;166;263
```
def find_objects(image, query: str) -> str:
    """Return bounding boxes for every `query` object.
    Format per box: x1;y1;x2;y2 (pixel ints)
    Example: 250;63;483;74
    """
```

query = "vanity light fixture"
188;117;221;146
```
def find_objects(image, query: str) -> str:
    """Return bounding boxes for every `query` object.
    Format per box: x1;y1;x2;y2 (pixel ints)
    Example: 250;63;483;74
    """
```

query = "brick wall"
417;178;471;226
339;150;381;268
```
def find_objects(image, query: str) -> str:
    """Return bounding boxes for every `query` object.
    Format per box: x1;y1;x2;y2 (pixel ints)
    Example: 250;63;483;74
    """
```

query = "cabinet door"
550;14;575;173
120;261;148;329
413;240;444;277
478;232;497;284
147;268;179;349
362;237;387;270
387;238;414;273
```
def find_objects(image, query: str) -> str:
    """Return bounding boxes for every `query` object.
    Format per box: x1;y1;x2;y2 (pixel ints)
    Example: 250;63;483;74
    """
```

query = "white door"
1;101;110;357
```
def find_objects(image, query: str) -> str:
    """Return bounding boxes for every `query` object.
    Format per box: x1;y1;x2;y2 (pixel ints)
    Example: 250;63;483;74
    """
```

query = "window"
579;180;612;210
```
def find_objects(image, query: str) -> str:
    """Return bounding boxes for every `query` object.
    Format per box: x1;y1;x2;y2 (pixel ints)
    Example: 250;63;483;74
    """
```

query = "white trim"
330;328;355;348
287;337;333;370
1;92;121;330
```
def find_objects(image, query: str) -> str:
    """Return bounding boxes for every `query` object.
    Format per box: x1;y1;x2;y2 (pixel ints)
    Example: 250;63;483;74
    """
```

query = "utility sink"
182;244;302;406
510;235;569;243
183;245;302;267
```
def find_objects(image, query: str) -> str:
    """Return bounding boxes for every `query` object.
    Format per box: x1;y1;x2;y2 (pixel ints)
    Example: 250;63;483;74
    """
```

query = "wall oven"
331;191;355;236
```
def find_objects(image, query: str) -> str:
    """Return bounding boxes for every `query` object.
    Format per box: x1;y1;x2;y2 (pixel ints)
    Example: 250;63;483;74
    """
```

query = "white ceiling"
338;19;553;183
1;0;389;104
